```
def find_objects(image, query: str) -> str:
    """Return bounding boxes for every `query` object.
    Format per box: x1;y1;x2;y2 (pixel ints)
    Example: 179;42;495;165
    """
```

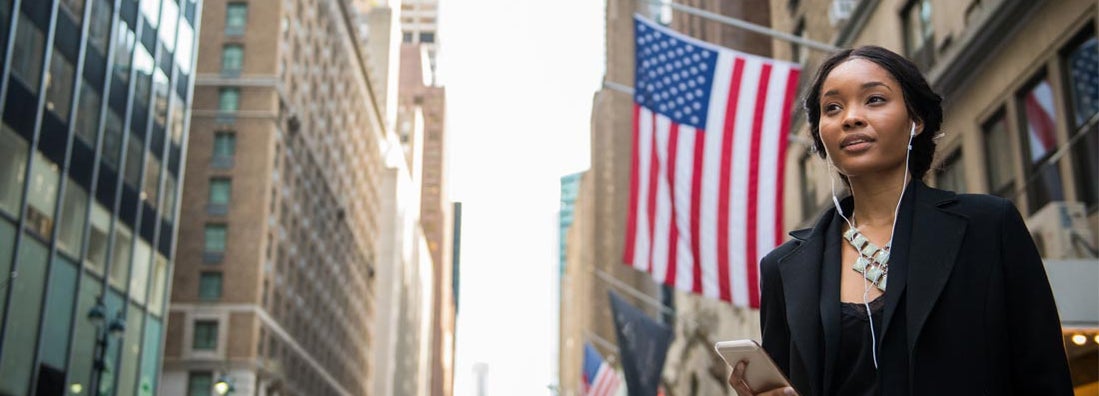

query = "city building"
399;0;439;84
161;0;391;394
0;0;200;394
770;0;1097;393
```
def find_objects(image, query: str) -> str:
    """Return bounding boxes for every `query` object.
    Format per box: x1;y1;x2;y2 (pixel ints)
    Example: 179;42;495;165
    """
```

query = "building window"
88;0;112;53
208;177;231;215
56;183;89;258
420;31;435;43
187;372;213;396
1018;76;1065;213
212;132;236;169
10;16;45;94
1064;31;1098;210
103;110;124;169
0;125;29;217
192;320;218;350
85;202;111;273
791;19;806;64
26;154;61;238
198;271;222;300
45;49;76;121
983;111;1015;198
109;224;133;290
226;2;247;35
218;87;240;112
903;0;934;70
221;44;243;74
204;224;226;263
936;149;966;193
75;80;103;144
402;31;413;43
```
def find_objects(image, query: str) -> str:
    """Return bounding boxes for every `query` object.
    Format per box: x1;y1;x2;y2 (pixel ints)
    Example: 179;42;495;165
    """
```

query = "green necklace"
843;226;890;291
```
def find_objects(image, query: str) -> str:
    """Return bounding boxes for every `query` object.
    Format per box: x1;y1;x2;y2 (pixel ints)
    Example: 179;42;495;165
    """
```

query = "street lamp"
214;375;235;395
88;301;125;396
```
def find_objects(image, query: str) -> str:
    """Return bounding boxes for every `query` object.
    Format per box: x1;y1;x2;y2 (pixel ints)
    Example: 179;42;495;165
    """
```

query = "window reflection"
0;125;28;217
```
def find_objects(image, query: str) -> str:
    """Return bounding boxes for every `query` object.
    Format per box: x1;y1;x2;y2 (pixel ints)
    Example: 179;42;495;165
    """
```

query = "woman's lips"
840;134;874;152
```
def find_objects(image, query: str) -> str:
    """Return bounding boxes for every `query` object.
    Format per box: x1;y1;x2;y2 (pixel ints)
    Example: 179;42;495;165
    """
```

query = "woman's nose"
842;111;866;129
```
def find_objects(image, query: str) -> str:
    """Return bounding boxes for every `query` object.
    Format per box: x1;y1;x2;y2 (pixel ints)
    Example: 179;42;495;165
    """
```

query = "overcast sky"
436;0;605;394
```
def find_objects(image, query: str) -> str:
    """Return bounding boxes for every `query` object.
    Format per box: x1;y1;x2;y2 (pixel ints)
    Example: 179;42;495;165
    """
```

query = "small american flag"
624;15;801;308
583;343;621;396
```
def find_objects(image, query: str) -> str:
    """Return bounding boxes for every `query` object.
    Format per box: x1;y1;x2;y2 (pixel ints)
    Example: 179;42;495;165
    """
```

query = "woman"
728;46;1073;395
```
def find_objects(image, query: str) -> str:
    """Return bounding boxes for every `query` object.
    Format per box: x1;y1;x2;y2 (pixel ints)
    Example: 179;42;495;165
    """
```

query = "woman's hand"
727;361;798;396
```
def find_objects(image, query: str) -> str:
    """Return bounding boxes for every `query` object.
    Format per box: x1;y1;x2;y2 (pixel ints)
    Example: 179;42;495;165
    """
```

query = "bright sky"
436;0;605;395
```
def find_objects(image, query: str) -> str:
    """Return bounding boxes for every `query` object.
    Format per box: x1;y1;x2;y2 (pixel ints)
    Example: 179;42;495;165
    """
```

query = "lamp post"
214;375;235;395
88;301;125;396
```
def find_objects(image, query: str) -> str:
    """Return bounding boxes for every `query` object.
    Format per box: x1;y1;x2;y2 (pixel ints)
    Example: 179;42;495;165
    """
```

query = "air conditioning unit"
1026;201;1096;259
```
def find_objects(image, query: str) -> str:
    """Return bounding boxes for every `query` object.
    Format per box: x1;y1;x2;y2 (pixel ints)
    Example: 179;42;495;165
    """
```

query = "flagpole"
642;0;841;53
593;268;674;318
585;330;620;358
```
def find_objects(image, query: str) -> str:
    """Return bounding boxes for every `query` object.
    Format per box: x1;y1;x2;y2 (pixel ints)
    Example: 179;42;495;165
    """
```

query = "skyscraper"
399;0;440;84
162;0;391;394
0;0;200;394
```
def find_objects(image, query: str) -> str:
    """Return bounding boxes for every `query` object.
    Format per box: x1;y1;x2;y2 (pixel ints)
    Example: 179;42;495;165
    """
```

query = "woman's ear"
912;117;925;136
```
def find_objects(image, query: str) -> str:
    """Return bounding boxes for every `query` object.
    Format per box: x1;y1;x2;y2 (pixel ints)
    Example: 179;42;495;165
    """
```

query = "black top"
833;294;886;396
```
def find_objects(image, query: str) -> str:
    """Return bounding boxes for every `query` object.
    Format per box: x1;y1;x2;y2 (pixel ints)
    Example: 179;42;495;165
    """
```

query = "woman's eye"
867;96;886;104
823;103;840;113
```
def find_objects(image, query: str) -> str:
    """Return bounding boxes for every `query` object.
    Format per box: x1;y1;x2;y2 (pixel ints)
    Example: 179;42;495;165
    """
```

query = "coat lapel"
778;213;832;395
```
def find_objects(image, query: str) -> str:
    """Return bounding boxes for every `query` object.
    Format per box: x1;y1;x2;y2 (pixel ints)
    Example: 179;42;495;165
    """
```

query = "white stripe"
633;108;654;271
592;365;617;396
729;58;763;307
699;52;734;299
756;65;791;258
650;114;673;284
674;126;697;291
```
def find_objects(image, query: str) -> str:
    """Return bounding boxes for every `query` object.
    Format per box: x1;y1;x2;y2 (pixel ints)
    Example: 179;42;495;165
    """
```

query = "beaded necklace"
842;222;890;291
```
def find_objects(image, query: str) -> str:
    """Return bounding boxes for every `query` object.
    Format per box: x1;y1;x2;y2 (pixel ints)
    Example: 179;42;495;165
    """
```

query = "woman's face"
817;58;921;179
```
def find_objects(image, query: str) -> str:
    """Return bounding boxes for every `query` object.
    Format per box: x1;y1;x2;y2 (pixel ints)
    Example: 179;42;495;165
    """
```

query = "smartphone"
714;339;794;393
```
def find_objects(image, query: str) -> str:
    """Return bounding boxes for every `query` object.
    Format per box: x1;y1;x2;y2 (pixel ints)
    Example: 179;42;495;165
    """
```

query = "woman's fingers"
728;360;754;395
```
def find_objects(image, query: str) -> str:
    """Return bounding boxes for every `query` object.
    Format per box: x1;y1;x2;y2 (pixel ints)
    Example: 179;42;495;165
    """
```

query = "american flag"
583;343;622;396
624;15;801;308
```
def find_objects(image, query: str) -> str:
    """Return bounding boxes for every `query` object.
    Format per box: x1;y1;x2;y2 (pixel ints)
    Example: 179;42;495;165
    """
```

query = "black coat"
759;181;1073;395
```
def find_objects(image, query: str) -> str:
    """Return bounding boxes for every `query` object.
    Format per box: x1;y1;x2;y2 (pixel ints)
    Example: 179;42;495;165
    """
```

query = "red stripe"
665;124;680;286
717;58;746;302
646;112;660;274
746;64;773;308
772;68;800;260
689;127;705;294
1024;93;1057;152
624;105;642;266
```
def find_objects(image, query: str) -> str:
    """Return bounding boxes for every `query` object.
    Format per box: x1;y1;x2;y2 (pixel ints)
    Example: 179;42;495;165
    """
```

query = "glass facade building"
0;0;199;394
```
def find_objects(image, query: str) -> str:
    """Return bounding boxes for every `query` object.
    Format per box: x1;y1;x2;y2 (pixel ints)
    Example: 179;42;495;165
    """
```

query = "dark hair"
804;45;942;181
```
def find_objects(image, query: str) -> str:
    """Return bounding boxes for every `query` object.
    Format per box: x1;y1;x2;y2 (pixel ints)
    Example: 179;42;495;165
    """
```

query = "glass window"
0;237;49;395
133;45;154;107
148;253;167;316
198;271;222;300
209;178;231;205
1065;34;1098;208
66;272;103;395
0;125;28;217
218;87;239;112
420;31;435;43
402;31;412;43
86;202;111;273
113;20;135;83
10;15;46;94
213;132;236;158
192;320;218;350
139;317;163;395
61;0;86;18
57;182;89;258
26;154;61;238
983;112;1015;198
140;0;160;28
125;134;144;187
904;0;934;69
204;224;226;253
153;69;169;127
45;49;76;121
226;3;247;34
221;44;243;73
40;256;77;369
109;224;133;290
116;302;143;396
176;18;194;75
936;149;966;193
1018;78;1065;213
143;154;161;207
161;172;177;223
187;372;212;396
130;239;151;304
103;110;124;169
158;0;178;51
88;0;112;53
169;93;185;145
75;80;103;144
